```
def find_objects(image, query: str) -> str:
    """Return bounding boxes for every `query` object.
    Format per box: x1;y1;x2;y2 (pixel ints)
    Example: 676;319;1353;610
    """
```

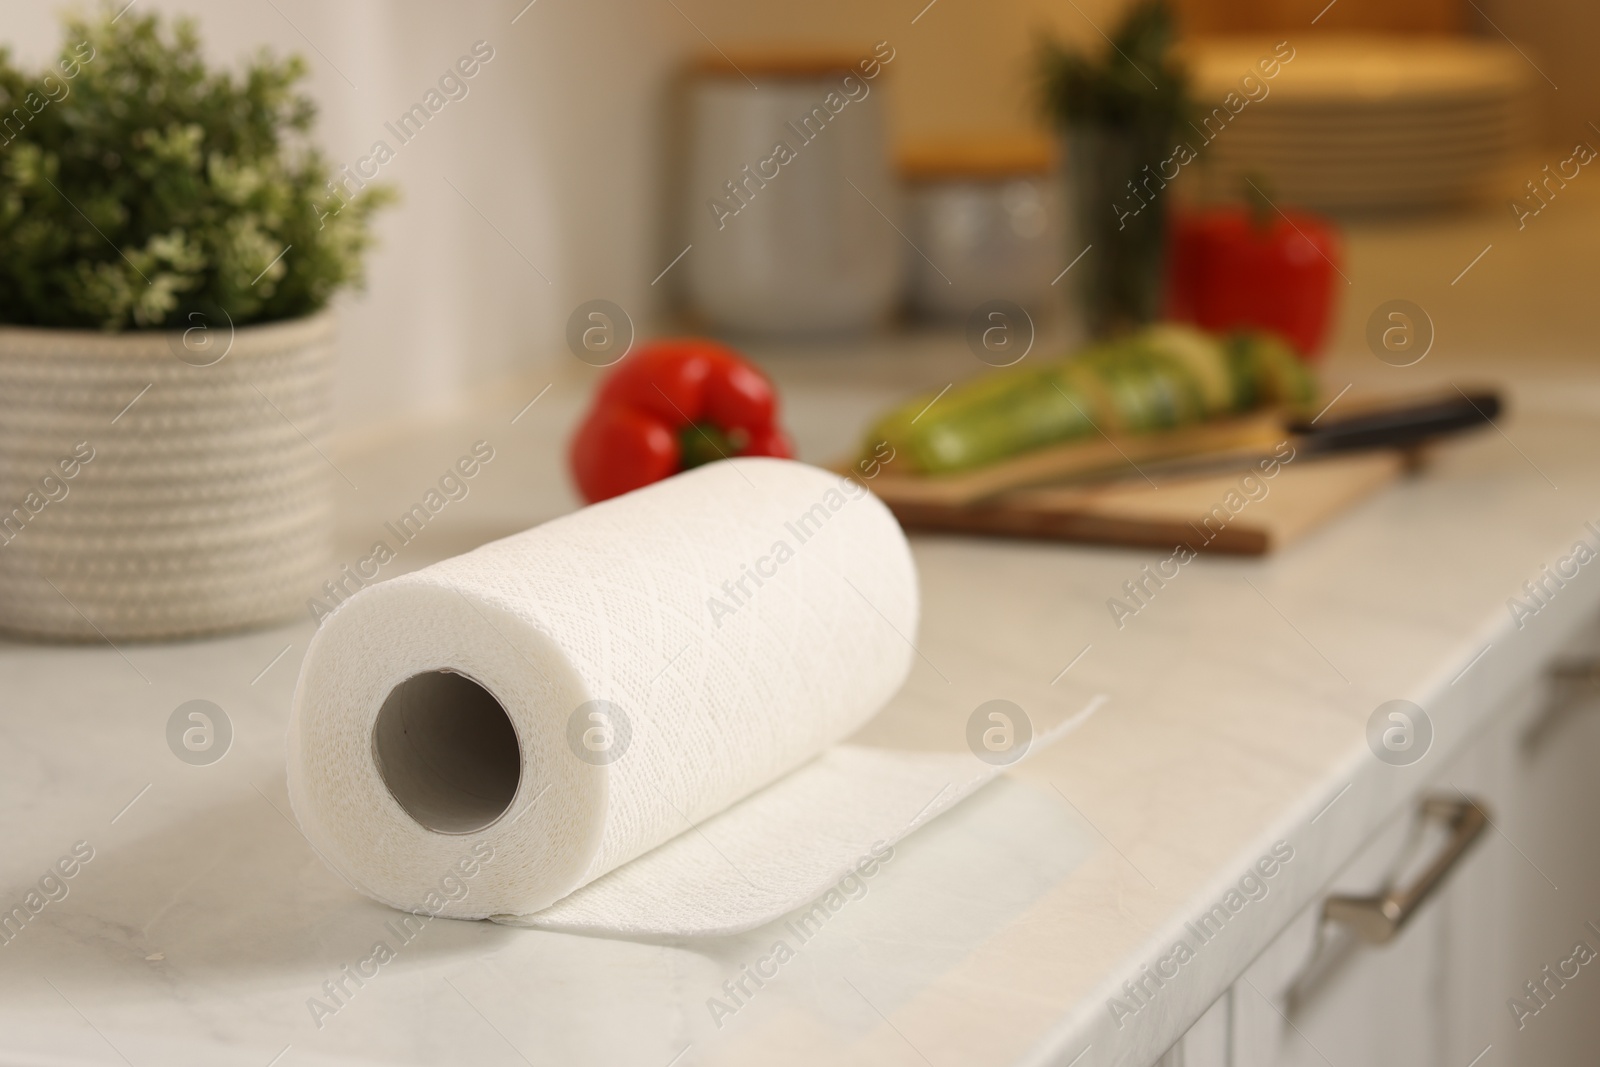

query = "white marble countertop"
5;188;1600;1066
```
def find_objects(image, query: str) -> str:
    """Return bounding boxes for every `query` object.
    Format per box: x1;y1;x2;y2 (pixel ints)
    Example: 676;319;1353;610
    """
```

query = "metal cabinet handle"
1523;655;1600;752
1322;795;1488;944
1549;654;1600;686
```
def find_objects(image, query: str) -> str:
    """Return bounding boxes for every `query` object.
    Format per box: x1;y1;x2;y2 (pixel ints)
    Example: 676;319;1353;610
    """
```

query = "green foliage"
1036;0;1189;131
1037;1;1190;336
0;6;394;330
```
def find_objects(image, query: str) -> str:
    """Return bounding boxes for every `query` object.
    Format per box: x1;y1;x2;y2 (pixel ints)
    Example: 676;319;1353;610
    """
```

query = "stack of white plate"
1180;36;1531;212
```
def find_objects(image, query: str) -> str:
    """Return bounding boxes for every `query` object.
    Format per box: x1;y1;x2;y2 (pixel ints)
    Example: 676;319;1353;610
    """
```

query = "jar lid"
691;50;884;80
898;135;1055;182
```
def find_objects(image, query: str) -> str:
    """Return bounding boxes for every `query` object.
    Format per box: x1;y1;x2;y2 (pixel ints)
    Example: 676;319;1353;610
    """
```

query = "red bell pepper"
569;338;793;503
1165;201;1342;360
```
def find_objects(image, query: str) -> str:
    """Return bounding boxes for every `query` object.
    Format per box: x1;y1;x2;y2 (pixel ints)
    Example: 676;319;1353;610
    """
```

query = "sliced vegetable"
862;324;1317;475
1225;332;1318;408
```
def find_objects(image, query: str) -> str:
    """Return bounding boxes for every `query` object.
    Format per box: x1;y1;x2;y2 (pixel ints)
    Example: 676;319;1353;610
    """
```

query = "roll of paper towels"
288;458;1033;937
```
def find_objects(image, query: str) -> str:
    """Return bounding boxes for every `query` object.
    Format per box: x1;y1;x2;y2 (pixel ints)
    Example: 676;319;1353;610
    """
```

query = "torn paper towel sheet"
520;700;1104;937
287;458;1077;937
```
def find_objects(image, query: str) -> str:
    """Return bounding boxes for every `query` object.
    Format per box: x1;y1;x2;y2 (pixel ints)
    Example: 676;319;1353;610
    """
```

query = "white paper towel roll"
287;458;1033;936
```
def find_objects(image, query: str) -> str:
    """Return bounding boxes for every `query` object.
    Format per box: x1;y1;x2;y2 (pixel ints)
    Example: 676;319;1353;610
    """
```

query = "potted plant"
1039;0;1188;338
0;8;392;640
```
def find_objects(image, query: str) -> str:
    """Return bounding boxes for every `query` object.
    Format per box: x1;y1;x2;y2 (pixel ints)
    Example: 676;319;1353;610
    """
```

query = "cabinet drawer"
1230;697;1534;1067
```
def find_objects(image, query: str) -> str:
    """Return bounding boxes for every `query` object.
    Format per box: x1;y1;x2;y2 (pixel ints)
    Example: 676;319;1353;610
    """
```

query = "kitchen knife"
1289;388;1502;454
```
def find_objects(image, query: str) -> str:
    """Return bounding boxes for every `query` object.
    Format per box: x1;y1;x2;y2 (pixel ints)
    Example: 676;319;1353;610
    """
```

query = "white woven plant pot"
0;313;336;641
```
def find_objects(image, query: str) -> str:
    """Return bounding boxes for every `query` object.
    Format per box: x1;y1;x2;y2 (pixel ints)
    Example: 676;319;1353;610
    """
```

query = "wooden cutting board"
881;451;1406;555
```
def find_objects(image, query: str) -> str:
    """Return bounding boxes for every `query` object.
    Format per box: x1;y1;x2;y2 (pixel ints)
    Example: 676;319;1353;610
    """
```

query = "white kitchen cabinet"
1156;992;1232;1067
1165;618;1600;1067
1497;639;1600;1066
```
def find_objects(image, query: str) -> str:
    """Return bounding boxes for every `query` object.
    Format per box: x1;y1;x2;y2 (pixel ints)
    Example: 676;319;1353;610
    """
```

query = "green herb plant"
1037;1;1187;131
0;6;394;331
1037;1;1189;337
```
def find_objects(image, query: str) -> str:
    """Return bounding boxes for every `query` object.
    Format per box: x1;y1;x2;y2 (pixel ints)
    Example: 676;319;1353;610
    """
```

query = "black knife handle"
1288;390;1503;453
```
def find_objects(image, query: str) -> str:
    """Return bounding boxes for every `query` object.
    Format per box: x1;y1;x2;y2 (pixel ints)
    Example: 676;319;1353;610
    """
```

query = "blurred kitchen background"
5;0;1593;430
4;0;1598;618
